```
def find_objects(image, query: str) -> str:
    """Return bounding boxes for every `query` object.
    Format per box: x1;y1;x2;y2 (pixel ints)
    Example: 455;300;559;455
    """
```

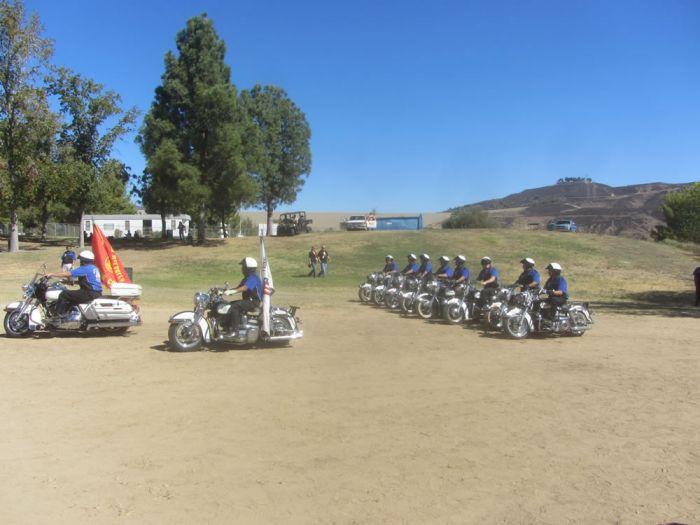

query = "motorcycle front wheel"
358;286;372;303
505;315;530;339
443;302;464;324
385;292;400;310
415;296;434;319
168;322;204;351
4;310;31;337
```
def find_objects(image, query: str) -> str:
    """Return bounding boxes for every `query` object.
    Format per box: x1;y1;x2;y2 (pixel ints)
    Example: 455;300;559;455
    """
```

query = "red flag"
91;224;132;287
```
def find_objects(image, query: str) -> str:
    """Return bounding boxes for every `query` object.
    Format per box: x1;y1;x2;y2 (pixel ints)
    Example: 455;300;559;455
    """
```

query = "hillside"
450;181;693;239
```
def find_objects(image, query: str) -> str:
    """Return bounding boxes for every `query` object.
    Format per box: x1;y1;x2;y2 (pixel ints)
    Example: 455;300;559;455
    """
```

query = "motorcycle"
167;284;303;351
399;275;422;313
442;281;475;324
414;278;450;320
372;272;395;306
3;266;142;337
383;273;406;310
502;289;593;339
483;286;517;330
358;272;384;303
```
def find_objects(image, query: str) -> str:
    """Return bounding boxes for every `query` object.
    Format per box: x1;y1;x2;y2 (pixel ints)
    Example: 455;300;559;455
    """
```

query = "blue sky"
26;0;700;212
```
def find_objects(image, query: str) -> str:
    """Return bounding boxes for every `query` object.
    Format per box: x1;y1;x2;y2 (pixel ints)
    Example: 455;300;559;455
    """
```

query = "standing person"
318;245;330;277
694;266;700;307
514;257;541;290
307;246;318;277
178;221;185;241
47;250;102;318
60;244;77;272
224;257;263;330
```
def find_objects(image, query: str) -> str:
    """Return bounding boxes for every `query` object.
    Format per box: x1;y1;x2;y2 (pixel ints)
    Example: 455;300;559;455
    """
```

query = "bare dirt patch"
1;301;699;524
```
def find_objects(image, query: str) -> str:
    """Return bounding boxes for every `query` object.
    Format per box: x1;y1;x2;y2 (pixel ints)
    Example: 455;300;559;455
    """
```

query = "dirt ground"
1;299;699;524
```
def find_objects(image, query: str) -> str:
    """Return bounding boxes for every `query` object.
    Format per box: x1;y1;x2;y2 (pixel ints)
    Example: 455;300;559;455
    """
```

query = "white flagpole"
260;235;273;335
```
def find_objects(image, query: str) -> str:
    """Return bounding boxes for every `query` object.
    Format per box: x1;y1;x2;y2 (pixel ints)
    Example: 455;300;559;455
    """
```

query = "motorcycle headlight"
444;289;455;297
194;292;210;307
22;284;29;292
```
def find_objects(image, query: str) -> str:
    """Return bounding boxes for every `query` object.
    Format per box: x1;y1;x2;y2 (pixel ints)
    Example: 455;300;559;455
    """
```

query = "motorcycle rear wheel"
372;288;385;305
4;311;30;337
505;315;530;339
168;322;204;351
567;310;588;336
385;292;400;310
358;286;372;303
400;295;413;313
415;296;434;319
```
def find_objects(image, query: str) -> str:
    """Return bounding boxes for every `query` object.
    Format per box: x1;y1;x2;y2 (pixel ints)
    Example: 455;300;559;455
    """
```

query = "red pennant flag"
91;224;132;287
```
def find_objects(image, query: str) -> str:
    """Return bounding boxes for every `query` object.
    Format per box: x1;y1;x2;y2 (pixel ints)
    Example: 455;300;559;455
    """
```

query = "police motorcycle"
3;264;142;337
483;285;517;330
502;288;593;339
358;271;384;303
167;283;303;351
383;273;406;310
372;272;396;306
442;281;477;324
414;277;452;320
399;275;422;313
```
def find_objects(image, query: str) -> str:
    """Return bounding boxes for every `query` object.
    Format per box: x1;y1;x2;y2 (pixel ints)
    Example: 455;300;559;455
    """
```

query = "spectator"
60;244;77;272
308;246;318;277
178;221;185;241
318;245;330;277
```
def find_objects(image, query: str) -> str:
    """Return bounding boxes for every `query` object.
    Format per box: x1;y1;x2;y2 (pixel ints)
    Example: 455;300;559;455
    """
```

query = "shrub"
442;207;495;229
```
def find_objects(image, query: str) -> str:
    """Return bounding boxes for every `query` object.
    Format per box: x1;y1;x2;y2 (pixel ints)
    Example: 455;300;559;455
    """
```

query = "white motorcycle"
3;266;142;337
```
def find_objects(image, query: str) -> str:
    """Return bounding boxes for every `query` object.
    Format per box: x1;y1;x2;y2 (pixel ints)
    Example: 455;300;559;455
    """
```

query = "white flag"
260;235;274;335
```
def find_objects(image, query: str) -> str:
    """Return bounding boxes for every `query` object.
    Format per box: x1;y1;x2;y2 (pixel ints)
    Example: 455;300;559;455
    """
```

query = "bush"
442;207;494;229
661;183;700;243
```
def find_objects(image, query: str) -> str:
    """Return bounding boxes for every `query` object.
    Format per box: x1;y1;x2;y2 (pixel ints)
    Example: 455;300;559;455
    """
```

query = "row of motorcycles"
358;271;593;338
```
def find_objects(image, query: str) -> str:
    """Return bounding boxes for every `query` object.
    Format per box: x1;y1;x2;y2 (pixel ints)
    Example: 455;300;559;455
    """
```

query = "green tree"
661;183;700;243
442;207;495;229
46;67;137;230
0;0;52;252
240;84;311;235
138;14;254;243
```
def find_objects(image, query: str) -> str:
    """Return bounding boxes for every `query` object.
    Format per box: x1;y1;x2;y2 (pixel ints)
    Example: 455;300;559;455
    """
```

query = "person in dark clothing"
47;250;103;317
318;245;330;277
476;256;499;308
514;257;541;291
308;246;318;277
694;266;700;307
225;257;263;330
60;244;77;272
541;262;568;318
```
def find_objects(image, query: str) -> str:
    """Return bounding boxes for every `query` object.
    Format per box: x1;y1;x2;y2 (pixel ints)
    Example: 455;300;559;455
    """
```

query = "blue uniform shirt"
402;262;419;274
544;275;568;299
517;268;541;288
383;261;398;273
418;261;432;274
70;263;102;292
436;264;454;278
240;273;263;301
61;250;77;265
477;266;500;287
454;266;470;281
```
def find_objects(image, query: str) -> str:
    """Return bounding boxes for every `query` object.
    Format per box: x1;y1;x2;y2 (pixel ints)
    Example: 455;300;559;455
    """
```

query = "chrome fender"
4;302;44;330
4;301;23;311
505;308;534;331
168;311;212;342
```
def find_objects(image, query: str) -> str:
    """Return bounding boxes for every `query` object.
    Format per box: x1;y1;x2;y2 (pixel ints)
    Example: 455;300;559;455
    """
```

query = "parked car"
342;214;377;231
547;219;577;232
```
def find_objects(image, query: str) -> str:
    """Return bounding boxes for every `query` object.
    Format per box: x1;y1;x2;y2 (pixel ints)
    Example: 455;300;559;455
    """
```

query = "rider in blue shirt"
48;250;102;317
225;257;263;330
417;254;432;278
515;257;541;290
453;255;470;283
476;256;500;308
402;254;419;275
542;262;568;318
383;255;398;273
435;255;453;279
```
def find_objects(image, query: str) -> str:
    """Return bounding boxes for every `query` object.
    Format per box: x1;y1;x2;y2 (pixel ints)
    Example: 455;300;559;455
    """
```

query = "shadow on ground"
592;290;700;318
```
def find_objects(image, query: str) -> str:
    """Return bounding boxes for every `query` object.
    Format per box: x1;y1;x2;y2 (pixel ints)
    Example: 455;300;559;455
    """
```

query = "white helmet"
408;253;417;261
521;257;535;266
454;255;466;264
79;250;95;262
240;256;258;269
385;254;394;260
480;256;492;264
439;255;449;263
546;262;562;271
420;253;430;261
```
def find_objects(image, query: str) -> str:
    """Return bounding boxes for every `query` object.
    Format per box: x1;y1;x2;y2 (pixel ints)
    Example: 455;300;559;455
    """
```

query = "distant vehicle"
277;211;312;236
547;219;577;232
342;214;377;231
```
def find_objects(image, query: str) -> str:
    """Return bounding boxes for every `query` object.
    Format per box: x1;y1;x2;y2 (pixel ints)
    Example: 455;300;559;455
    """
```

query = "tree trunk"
197;201;206;244
9;206;19;253
161;214;167;239
266;203;273;237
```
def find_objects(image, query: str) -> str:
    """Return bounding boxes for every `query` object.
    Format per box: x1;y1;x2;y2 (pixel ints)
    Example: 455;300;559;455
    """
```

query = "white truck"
342;214;377;231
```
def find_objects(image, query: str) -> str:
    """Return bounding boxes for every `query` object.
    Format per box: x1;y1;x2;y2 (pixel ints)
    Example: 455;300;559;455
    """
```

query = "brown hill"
450;181;693;239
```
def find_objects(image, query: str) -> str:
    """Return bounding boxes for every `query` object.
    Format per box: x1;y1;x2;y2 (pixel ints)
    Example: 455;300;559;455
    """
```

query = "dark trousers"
695;283;700;306
55;289;101;316
541;296;567;317
228;298;260;329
